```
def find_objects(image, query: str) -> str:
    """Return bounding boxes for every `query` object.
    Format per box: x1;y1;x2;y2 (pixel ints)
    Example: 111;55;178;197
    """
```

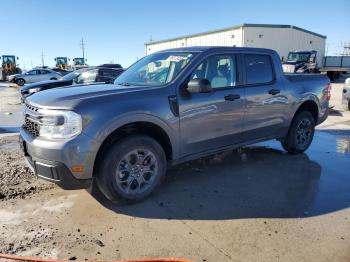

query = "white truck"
282;50;350;81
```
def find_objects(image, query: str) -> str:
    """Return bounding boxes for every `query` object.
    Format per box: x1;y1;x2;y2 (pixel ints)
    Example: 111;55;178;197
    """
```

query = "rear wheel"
281;111;315;154
15;78;25;86
96;135;167;204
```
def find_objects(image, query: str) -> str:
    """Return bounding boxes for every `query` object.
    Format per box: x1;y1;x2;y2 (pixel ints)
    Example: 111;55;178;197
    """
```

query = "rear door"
177;53;246;156
242;53;289;141
39;70;51;81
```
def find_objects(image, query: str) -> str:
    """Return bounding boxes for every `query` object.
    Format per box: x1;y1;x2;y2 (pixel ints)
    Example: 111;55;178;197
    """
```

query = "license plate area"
19;136;29;156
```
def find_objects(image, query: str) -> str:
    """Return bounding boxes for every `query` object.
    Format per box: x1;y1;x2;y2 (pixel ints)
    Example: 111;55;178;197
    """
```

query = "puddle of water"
0;209;23;225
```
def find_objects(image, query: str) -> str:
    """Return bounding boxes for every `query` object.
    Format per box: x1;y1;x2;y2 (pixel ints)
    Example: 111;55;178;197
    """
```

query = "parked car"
342;78;350;110
20;47;330;203
7;68;62;86
97;63;123;69
20;67;124;100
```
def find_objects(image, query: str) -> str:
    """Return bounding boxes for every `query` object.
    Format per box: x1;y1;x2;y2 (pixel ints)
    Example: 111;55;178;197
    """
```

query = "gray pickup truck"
20;47;330;203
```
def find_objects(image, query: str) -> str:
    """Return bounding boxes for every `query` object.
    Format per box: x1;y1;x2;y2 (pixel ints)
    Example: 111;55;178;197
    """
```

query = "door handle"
224;94;240;101
268;88;280;95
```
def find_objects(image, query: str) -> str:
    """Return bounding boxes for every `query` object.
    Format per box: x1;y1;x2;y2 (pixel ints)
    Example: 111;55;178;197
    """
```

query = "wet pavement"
0;81;349;261
94;129;350;220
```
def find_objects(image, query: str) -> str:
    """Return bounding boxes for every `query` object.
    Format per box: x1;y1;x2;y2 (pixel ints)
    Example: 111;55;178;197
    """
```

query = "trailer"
320;56;350;81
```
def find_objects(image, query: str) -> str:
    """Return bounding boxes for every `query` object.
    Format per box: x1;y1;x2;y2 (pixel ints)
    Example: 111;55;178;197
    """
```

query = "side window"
40;70;49;74
190;55;237;89
245;54;274;85
27;70;37;75
310;53;316;63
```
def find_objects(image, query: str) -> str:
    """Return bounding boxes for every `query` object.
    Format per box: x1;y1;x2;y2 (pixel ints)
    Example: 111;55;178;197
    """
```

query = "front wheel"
96;135;167;204
281;111;315;154
15;78;25;86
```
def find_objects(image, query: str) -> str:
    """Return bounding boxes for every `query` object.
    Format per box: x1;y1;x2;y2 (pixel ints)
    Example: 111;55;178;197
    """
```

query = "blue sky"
0;0;349;69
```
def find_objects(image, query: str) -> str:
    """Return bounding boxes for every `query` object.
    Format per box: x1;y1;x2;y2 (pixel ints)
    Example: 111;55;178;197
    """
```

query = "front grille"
23;103;40;137
24;117;40;137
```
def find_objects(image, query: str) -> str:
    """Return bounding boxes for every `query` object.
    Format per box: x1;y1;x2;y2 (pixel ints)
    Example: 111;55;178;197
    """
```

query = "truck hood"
26;83;146;110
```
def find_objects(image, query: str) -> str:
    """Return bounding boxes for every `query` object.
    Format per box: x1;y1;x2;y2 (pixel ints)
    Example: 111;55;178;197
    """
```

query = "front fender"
83;112;179;160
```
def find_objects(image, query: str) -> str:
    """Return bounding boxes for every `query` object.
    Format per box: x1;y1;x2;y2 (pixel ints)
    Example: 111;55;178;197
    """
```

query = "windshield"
287;52;311;62
56;57;67;64
61;68;91;80
115;52;195;86
2;56;15;64
75;69;98;83
74;58;85;65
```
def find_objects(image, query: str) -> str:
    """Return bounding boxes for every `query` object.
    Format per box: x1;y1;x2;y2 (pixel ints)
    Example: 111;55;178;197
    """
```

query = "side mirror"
187;78;212;93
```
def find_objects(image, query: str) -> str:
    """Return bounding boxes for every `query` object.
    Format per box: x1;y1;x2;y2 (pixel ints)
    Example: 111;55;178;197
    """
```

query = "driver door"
177;53;246;157
25;70;40;83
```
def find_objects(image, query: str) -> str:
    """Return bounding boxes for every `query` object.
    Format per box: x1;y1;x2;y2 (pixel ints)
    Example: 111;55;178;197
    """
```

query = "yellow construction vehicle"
72;57;88;70
54;57;70;70
0;55;21;80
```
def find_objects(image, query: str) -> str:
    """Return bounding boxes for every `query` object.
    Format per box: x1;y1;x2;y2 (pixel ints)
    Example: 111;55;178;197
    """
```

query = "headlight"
28;88;40;94
39;110;82;139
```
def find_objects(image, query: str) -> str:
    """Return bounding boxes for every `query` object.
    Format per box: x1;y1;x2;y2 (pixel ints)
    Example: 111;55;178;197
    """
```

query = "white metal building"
145;24;326;66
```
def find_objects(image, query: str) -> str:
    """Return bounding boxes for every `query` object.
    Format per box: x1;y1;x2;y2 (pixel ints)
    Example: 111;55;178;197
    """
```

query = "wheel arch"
92;118;176;178
293;100;319;123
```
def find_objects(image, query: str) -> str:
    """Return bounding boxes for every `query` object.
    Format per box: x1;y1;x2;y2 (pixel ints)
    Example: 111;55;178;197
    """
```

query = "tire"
96;135;167;204
281;111;315;154
15;78;25;86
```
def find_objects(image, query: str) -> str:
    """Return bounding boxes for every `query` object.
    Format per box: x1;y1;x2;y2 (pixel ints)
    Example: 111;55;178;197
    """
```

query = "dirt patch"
0;135;55;201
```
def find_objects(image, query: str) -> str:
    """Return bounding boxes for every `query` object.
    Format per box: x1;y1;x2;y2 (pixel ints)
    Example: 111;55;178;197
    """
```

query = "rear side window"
245;54;274;85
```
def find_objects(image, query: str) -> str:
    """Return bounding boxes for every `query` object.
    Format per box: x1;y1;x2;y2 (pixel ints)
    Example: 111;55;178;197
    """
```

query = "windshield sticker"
166;55;187;62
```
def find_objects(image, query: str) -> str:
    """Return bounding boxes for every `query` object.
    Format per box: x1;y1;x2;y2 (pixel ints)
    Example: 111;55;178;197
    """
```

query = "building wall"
186;28;242;48
145;26;326;67
243;27;326;66
146;28;243;55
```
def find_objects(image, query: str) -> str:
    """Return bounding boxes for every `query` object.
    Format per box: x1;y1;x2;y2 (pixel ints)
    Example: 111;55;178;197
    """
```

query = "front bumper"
24;153;91;189
19;128;98;189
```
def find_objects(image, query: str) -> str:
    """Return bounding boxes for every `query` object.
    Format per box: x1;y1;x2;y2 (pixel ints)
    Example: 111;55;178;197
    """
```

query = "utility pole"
41;51;45;67
80;38;85;61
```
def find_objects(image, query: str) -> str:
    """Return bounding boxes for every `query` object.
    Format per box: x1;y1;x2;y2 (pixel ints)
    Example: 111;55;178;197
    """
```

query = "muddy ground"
0;136;54;201
0;80;349;261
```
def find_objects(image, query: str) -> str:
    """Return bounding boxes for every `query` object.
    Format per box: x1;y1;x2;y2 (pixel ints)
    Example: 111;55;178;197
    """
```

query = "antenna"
80;38;86;61
41;50;45;67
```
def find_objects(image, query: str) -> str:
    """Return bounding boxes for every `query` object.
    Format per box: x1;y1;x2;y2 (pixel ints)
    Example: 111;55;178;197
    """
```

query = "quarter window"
190;55;237;89
245;54;274;85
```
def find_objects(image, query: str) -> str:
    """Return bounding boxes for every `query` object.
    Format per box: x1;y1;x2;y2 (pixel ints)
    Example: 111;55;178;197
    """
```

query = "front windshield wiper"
117;82;131;86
